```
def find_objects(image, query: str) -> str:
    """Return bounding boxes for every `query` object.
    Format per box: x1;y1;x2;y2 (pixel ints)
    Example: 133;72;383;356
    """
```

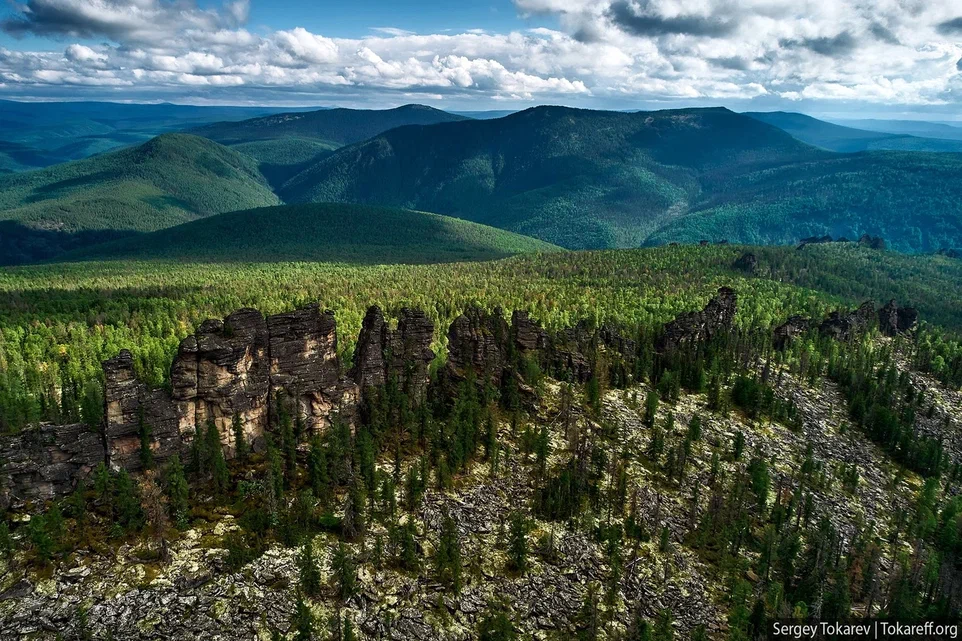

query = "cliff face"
350;306;435;403
0;423;104;509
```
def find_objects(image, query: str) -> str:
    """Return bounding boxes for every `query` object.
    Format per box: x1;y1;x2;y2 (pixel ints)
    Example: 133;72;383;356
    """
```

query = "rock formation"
878;300;919;336
268;304;357;435
103;350;182;472
350;306;434;402
773;316;812;351
732;252;758;273
657;287;738;353
0;423;104;509
858;234;886;250
444;307;510;386
819;301;875;342
511;310;546;353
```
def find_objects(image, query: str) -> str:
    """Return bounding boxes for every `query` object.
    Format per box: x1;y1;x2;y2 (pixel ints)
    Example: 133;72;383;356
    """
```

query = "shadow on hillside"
0;221;139;266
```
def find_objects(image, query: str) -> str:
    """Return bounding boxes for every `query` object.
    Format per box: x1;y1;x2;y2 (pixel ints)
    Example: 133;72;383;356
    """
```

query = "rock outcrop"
103;350;182;472
268;304;357;435
773;316;812;351
444;307;510;386
858;234;886;250
732;252;758;273
511;310;546;353
878;300;919;336
0;423;104;509
819;301;875;342
172;308;271;453
656;287;738;353
350;306;435;402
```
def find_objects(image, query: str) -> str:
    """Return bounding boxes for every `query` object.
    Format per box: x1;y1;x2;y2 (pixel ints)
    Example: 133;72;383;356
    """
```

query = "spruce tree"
478;603;518;641
137;407;153;470
292;591;315;641
206;419;229;495
331;542;357;600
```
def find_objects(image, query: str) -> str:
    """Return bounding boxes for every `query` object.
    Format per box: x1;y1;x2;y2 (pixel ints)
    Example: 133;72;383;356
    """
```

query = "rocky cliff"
656;287;738;353
350;306;435;403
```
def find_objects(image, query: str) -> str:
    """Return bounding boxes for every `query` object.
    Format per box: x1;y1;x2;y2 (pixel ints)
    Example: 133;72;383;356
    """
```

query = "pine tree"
307;435;329;504
435;510;463;593
163;455;189;529
643;390;659;427
653;608;674;641
232;413;248;463
114;469;143;533
478;602;518;641
206;419;229;495
299;539;322;597
331;542;357;600
138;407;153;470
343;474;367;540
507;510;529;574
139;469;170;559
292;591;315;641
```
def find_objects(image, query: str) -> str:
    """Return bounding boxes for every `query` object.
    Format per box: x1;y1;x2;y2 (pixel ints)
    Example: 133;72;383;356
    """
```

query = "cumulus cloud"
0;0;960;109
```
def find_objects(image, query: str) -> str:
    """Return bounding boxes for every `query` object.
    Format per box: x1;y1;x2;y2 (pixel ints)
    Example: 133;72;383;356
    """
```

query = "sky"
0;0;961;118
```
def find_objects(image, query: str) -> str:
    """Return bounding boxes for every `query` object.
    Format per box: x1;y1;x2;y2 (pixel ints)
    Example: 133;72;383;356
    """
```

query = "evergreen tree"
331;543;357;601
653;608;674;641
643;390;659;427
163;455;190;529
434;510;463;594
114;469;143;533
206;419;229;495
138;407;153;470
478;603;518;641
292;592;315;641
232;413;248;463
343;474;367;540
507;510;529;573
299;539;322;597
307;435;329;504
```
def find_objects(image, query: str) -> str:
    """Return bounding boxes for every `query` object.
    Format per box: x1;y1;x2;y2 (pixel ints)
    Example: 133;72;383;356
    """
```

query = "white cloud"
0;0;959;109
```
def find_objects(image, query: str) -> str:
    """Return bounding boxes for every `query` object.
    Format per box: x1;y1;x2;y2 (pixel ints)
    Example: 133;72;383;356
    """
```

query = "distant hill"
191;104;468;188
745;112;962;153
835;119;962;141
191;104;468;146
66;203;561;264
0;100;303;169
280;106;819;249
0;133;279;263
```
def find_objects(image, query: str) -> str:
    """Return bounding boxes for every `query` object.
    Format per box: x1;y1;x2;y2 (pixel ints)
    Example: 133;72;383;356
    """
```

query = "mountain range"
1;100;961;264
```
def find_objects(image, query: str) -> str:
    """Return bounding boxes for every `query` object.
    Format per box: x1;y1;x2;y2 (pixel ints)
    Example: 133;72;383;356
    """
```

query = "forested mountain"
67;203;560;264
0;134;279;264
280;106;820;249
190;104;468;189
191;104;467;146
279;105;962;252
746;111;962;153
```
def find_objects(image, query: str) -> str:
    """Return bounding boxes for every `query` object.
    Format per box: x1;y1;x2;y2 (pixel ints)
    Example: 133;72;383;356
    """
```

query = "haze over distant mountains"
1;100;961;265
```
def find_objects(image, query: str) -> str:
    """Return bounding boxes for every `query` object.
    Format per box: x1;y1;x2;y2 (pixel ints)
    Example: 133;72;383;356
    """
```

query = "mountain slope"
746;111;962;152
280;106;820;249
0;133;278;233
646;151;962;252
66;203;561;264
191;104;468;146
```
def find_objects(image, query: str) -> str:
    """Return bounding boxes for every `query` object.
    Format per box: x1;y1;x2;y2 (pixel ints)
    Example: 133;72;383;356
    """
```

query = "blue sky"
0;0;960;117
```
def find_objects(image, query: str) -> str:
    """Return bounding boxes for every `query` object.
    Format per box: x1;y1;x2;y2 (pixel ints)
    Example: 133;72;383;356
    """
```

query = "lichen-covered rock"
878;300;919;336
819;301;875;342
656;287;738;353
773;315;812;351
732;252;758;273
0;423;104;509
103;350;181;472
